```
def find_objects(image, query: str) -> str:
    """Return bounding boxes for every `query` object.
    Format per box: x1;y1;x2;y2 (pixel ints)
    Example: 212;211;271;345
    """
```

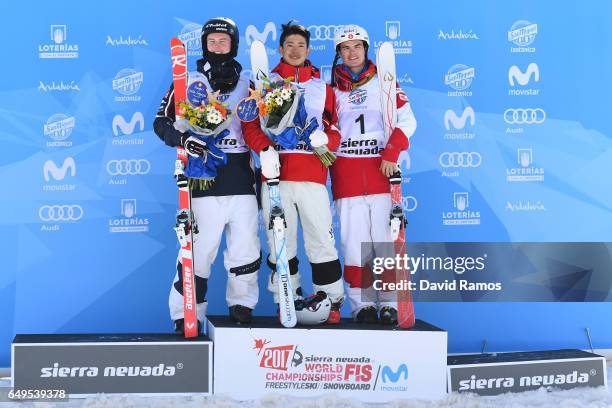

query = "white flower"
274;96;283;106
280;88;292;101
206;107;222;125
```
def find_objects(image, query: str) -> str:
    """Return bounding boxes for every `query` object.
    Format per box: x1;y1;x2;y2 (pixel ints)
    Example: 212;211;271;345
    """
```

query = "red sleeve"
322;84;341;151
241;117;273;154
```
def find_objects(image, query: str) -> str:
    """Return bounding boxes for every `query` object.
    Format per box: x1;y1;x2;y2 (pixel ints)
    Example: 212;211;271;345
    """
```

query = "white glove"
309;129;328;148
260;146;280;179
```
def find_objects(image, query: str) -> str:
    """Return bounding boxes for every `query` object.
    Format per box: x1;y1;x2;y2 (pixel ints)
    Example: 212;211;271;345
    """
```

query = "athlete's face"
339;40;367;74
207;32;232;54
280;34;311;67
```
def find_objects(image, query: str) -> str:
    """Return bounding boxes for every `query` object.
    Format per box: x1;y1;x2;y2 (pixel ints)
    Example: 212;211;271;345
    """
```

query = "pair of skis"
170;38;198;338
251;41;297;328
377;42;416;329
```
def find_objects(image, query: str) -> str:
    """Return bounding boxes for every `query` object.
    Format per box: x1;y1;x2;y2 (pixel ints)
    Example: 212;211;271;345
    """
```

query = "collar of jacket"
272;59;320;83
333;60;377;92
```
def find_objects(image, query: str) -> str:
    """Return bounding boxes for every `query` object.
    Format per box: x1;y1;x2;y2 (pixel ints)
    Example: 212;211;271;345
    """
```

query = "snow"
1;365;611;408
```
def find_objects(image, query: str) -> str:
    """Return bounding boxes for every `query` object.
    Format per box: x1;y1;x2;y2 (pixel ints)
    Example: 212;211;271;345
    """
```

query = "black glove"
181;133;207;157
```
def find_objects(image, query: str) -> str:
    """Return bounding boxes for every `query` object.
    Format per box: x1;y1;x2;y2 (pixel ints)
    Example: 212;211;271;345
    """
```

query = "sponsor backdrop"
1;0;611;367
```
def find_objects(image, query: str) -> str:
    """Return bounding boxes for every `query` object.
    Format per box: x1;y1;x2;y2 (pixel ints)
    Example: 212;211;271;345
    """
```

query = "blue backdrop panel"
0;0;611;367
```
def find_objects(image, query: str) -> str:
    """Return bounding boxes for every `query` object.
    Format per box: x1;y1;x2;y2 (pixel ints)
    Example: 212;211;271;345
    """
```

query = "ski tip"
281;318;297;328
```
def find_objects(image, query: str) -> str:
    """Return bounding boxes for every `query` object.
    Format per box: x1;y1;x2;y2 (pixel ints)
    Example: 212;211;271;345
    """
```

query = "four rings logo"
402;196;418;212
106;159;151;175
308;25;344;41
439;152;482;168
39;205;83;222
504;108;546;125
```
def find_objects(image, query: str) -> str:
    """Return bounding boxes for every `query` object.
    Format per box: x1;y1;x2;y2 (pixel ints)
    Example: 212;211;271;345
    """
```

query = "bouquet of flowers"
257;75;335;167
174;92;232;190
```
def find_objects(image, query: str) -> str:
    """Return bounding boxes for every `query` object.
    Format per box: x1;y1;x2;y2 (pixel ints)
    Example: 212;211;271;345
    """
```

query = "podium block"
448;349;607;396
12;333;212;397
208;316;447;402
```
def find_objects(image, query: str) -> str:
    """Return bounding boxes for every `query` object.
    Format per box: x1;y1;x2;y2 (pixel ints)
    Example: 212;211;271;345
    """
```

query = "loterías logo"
39;25;79;59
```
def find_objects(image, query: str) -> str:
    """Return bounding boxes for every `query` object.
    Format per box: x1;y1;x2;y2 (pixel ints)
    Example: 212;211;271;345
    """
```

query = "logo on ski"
442;192;481;226
44;114;75;147
39;25;79;59
506;148;544;182
109;199;149;233
112;68;144;102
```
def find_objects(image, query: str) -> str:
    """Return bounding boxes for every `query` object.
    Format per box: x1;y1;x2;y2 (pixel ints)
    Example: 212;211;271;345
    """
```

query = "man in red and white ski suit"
330;25;417;324
246;23;345;323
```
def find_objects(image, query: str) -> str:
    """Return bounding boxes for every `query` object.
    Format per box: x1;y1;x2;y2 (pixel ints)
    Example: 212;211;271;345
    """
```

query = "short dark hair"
279;21;310;47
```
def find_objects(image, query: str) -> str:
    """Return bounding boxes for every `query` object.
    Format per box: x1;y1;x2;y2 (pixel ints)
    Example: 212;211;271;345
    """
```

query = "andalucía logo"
251;338;405;392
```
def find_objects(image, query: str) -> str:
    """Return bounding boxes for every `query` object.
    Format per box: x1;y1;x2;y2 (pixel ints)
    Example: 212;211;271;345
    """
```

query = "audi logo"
402;196;418;212
439;152;482;168
503;108;546;124
308;25;344;41
106;159;151;175
39;205;83;221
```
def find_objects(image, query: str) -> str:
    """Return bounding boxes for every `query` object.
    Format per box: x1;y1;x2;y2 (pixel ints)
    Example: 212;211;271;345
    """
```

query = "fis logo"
508;63;539;86
112;112;144;136
43;157;76;181
245;22;277;45
444;107;475;130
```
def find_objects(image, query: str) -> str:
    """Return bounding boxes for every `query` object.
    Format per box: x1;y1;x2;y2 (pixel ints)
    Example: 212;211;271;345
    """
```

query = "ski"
170;37;198;338
250;40;297;328
377;41;415;329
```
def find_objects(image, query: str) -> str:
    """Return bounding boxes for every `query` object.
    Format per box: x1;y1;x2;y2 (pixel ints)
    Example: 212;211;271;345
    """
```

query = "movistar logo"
508;63;539;86
382;364;408;383
43;157;76;181
112;112;144;136
444;107;475;130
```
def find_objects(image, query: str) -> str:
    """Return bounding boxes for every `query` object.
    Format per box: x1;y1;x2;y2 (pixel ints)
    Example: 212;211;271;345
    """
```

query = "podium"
208;316;448;402
12;333;212;397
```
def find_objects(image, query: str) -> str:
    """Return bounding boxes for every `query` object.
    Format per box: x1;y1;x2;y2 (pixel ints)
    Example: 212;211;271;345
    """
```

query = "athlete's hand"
380;160;398;178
